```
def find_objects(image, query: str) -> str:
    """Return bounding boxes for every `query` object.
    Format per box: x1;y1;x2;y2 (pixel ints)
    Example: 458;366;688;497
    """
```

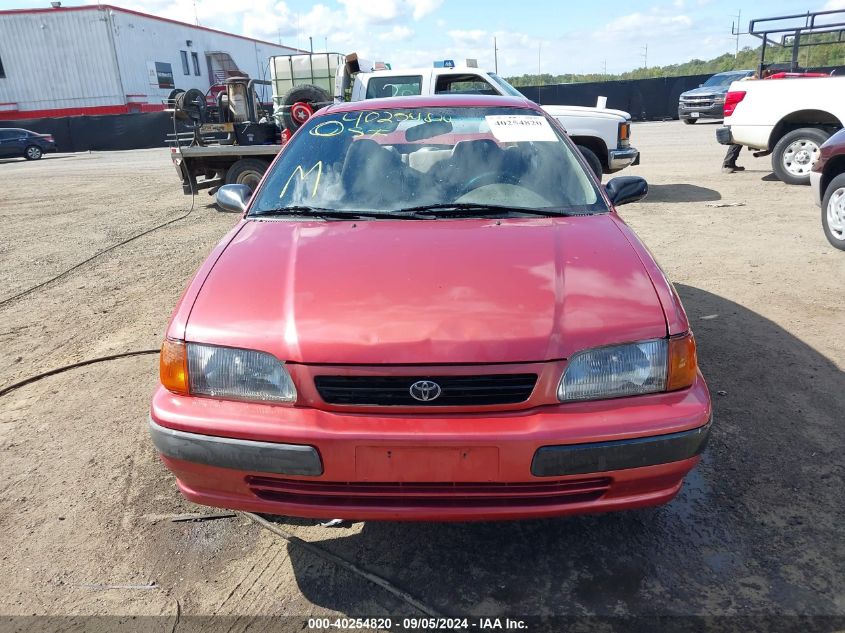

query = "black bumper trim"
716;126;733;146
148;417;323;476
531;419;712;477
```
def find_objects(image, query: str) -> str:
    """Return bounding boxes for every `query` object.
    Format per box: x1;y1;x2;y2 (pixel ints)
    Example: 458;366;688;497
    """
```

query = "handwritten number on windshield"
309;111;452;138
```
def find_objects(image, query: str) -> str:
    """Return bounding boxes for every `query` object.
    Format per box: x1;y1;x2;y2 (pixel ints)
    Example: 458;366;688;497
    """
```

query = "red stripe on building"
0;103;166;120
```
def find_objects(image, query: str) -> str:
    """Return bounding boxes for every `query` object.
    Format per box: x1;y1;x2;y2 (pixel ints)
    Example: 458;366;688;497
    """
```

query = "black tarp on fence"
5;67;845;152
0;111;176;153
519;74;714;121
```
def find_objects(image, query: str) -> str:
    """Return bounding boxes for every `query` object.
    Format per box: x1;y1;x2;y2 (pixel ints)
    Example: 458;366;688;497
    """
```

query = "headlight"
558;334;698;402
185;342;297;403
558;339;667;402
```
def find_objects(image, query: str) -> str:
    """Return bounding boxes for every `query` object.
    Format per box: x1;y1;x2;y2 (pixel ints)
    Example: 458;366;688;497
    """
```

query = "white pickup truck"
351;67;639;178
716;76;845;185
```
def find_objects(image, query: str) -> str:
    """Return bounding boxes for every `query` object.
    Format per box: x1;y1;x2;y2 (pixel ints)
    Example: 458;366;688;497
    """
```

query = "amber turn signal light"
667;332;698;391
160;339;189;395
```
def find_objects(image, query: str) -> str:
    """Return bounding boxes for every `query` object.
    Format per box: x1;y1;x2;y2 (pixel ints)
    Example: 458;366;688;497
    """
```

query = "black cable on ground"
0;195;196;309
0;115;198;311
0;349;159;398
243;511;442;618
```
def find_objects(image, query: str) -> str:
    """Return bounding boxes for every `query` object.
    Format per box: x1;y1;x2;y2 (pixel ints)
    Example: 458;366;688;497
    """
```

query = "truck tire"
24;145;43;160
576;145;603;179
224;158;270;191
772;128;830;186
821;172;845;250
280;84;331;132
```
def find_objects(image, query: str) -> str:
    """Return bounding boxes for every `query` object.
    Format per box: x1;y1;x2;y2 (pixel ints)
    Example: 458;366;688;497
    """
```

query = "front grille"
680;97;715;108
246;476;611;508
314;374;537;406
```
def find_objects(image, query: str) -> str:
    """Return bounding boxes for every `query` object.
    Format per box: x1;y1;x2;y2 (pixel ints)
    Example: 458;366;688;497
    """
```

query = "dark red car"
811;128;845;250
150;95;712;521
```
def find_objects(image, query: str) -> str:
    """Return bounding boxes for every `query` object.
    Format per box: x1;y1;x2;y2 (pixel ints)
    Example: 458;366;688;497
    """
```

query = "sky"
2;0;844;75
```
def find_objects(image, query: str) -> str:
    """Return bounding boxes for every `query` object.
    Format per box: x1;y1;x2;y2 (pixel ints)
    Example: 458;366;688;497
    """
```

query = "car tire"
821;172;845;251
772;128;830;185
576;145;603;180
24;145;43;161
224;158;270;191
280;84;331;132
682;118;697;125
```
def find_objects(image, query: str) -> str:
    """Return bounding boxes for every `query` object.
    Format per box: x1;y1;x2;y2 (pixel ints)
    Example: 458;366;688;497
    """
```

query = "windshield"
487;74;525;97
702;72;747;88
250;105;605;218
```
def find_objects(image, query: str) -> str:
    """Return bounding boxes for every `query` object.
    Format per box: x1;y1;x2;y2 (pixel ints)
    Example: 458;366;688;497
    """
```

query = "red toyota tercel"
150;95;711;521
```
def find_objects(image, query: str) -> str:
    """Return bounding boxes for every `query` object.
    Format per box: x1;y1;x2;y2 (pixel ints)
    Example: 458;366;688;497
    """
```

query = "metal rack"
749;9;845;74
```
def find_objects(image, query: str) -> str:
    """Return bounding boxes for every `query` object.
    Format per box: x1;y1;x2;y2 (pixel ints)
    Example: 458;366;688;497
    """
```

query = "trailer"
169;53;345;195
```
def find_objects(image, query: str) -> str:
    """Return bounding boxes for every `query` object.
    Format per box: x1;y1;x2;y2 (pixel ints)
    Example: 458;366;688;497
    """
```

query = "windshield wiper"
252;206;408;220
392;203;583;218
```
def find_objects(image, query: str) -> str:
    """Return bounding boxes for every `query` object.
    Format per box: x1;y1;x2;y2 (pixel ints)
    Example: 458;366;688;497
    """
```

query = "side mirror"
605;176;648;206
216;184;252;213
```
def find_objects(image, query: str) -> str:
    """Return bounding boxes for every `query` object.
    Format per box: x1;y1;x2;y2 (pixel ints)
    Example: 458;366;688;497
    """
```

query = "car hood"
185;215;668;364
542;105;630;121
680;86;725;98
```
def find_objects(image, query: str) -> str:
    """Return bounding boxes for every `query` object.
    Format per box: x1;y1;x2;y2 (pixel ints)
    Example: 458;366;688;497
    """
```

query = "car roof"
366;66;491;76
323;94;537;114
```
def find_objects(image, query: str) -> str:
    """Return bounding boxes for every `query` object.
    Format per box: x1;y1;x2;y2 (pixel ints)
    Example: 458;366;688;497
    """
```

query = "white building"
0;4;300;119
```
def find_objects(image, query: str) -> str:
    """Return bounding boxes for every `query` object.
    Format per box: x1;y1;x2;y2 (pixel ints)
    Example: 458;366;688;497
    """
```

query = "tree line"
505;40;845;87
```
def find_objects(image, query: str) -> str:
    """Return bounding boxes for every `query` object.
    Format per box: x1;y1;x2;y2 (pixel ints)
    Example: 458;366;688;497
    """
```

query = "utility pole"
641;44;648;70
602;59;607;79
494;37;498;74
731;9;747;60
309;36;313;53
538;42;541;76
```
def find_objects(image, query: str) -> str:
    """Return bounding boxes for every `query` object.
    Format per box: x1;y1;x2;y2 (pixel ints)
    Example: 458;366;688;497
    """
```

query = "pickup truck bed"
718;76;845;185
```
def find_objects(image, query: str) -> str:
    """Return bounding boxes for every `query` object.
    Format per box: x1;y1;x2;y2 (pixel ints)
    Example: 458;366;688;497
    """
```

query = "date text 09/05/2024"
307;617;528;630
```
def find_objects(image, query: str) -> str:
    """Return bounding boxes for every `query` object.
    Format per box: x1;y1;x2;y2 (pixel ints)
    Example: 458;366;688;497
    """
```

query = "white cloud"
448;29;488;45
823;0;845;8
378;25;414;41
597;12;693;39
408;0;444;20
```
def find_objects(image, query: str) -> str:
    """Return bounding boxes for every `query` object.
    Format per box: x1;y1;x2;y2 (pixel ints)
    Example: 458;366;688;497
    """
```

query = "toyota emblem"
409;380;442;402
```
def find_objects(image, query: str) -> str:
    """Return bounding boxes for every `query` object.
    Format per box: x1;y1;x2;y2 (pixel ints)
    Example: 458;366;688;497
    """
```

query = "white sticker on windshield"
485;115;557;142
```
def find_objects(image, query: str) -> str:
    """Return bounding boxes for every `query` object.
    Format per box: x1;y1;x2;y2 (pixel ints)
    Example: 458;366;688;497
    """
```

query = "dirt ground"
0;121;843;629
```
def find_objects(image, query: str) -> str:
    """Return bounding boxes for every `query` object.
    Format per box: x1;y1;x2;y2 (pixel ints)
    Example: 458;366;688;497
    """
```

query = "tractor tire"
280;84;331;132
224;158;270;191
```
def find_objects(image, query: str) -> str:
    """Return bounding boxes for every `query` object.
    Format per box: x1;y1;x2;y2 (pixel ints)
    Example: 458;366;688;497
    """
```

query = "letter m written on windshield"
280;161;323;199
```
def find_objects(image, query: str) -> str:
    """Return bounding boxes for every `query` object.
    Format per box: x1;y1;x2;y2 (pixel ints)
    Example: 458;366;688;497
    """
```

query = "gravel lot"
0;121;843;628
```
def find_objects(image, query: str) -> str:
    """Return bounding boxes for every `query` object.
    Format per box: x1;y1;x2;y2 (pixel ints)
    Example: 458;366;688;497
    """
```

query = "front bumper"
149;374;711;521
810;171;823;207
607;147;640;172
678;103;724;120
